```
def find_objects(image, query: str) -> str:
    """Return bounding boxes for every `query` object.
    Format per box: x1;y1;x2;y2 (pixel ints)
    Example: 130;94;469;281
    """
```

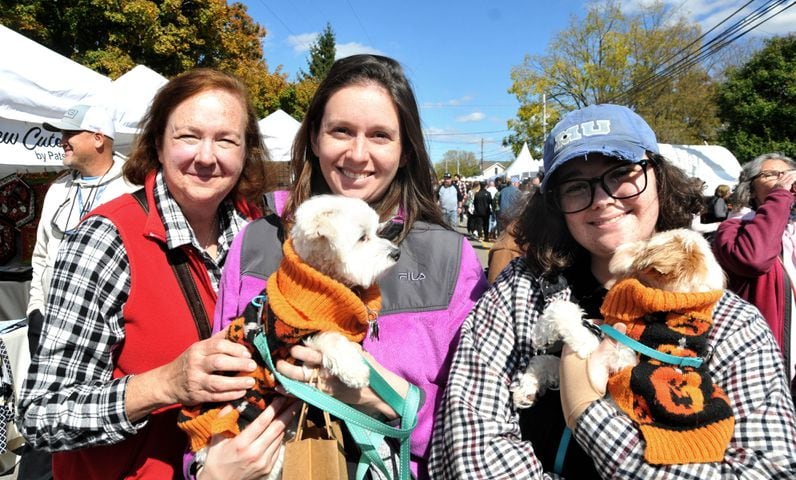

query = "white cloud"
421;96;474;109
287;33;318;53
623;0;796;36
336;42;385;59
285;36;385;59
455;112;486;122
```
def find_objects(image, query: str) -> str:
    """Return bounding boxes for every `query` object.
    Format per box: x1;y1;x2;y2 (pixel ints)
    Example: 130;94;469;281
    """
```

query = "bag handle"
291;400;336;443
251;296;420;480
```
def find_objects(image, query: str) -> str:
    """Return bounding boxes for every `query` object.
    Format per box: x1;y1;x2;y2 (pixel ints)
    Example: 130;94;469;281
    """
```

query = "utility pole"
542;93;547;140
480;138;484;171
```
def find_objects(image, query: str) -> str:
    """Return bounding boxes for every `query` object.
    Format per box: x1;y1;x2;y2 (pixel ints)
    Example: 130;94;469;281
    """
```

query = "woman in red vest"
17;69;292;479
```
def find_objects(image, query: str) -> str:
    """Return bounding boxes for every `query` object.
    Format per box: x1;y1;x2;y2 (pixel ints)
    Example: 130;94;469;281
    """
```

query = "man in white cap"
22;104;137;480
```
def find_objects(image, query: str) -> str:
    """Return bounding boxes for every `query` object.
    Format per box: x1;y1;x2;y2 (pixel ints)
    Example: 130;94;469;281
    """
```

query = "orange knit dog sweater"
178;238;380;452
600;278;735;465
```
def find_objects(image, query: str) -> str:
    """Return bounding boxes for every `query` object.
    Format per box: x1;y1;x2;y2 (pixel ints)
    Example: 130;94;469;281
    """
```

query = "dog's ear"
306;209;339;241
292;195;341;242
608;240;648;277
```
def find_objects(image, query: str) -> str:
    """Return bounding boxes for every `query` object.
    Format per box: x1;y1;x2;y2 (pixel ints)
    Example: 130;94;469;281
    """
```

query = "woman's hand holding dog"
199;396;300;480
277;344;411;420
125;327;258;422
560;323;627;430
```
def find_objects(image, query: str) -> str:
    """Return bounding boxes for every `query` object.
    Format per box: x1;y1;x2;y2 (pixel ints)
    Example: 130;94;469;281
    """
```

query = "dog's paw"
535;300;579;348
609;343;639;373
332;355;370;389
264;444;285;480
511;355;561;409
512;372;541;409
305;332;370;389
569;332;600;359
548;302;601;359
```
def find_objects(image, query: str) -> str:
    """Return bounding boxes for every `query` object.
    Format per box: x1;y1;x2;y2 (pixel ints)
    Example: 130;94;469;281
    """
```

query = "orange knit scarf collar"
265;238;381;343
601;278;723;330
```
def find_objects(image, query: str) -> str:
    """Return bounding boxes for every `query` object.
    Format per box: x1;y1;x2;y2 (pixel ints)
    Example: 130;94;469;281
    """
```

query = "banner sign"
0;118;65;168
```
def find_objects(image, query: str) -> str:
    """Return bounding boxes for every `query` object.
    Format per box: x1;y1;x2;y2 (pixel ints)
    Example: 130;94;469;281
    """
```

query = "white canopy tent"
0;25;113;175
504;142;542;181
0;26;171;175
658;144;742;193
96;65;168;154
259;109;301;162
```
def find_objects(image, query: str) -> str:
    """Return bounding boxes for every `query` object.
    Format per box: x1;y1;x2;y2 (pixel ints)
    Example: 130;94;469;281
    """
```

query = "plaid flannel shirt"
429;258;796;479
18;172;247;451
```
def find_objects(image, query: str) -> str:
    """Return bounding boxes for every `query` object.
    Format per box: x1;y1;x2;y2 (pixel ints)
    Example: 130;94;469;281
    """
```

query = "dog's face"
608;228;725;293
291;195;401;288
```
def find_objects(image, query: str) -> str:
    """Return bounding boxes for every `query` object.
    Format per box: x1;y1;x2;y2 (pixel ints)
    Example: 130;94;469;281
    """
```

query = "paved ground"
455;223;492;271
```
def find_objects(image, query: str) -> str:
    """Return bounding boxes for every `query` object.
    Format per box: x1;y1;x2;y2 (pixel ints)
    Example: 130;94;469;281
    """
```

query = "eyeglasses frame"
548;159;651;214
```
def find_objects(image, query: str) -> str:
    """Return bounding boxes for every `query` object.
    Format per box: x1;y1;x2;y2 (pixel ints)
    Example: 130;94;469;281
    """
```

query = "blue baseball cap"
541;104;658;192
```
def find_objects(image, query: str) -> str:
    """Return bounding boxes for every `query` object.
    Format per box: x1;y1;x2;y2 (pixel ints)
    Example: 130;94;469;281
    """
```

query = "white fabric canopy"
96;65;168;154
0;25;112;125
0;26;113;173
505;142;542;180
658;144;742;193
259;109;301;162
0;26;171;169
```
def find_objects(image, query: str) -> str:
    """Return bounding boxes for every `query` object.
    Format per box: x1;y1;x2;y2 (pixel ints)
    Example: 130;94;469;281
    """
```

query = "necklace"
199;216;219;252
78;163;112;217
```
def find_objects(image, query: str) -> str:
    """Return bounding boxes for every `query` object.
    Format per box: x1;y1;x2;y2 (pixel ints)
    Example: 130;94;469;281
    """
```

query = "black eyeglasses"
549;160;649;214
752;169;796;182
51;194;79;236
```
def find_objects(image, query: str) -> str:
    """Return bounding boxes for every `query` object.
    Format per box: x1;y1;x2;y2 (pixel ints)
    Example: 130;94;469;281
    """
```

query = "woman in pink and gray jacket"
194;54;488;480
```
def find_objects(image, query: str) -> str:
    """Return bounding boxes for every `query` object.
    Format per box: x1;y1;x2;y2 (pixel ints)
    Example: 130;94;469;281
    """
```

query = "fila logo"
398;272;426;281
554;120;611;151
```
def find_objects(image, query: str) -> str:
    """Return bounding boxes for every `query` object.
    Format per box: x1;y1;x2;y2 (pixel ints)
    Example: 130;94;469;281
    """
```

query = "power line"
254;0;297;36
425;129;510;136
344;0;375;47
608;0;795;104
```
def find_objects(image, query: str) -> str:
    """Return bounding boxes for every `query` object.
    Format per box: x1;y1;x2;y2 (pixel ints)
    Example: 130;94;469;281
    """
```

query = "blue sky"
240;0;795;166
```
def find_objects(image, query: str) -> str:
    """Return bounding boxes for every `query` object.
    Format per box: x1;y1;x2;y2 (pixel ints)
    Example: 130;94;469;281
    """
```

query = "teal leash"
551;324;704;476
250;295;420;480
553;427;571;475
599;324;704;368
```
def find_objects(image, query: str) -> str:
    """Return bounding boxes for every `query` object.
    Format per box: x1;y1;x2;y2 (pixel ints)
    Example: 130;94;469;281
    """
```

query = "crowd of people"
11;55;796;480
436;173;540;243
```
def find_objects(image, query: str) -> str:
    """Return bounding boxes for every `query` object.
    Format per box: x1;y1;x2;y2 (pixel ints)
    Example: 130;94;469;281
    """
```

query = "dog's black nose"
389;248;401;262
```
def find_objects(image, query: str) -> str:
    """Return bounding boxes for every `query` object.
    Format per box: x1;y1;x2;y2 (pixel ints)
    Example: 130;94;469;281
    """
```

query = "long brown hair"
515;153;704;277
123;68;269;207
282;55;444;241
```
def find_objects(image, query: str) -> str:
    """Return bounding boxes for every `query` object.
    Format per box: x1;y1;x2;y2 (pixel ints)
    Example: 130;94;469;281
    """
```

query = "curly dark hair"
514;152;704;277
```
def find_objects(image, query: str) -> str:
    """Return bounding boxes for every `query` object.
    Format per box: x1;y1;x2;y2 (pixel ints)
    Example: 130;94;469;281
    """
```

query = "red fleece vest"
53;176;215;479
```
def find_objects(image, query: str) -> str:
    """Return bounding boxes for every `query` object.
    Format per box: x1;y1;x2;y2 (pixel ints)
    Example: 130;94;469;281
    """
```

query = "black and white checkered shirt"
18;172;248;451
429;258;796;479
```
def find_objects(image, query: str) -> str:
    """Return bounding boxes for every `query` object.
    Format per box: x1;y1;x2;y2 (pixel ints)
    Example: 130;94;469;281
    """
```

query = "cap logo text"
555;119;611;151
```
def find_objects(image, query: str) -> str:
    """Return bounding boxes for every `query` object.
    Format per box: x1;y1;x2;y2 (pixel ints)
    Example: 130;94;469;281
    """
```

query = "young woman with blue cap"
430;104;796;478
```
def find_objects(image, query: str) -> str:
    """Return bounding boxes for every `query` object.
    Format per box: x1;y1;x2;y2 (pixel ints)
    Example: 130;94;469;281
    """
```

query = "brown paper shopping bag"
282;402;348;480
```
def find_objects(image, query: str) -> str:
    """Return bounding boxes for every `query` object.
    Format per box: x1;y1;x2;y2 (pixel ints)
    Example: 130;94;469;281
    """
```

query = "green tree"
505;0;721;154
273;77;320;121
0;0;287;118
299;22;336;82
435;150;481;178
716;35;796;162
